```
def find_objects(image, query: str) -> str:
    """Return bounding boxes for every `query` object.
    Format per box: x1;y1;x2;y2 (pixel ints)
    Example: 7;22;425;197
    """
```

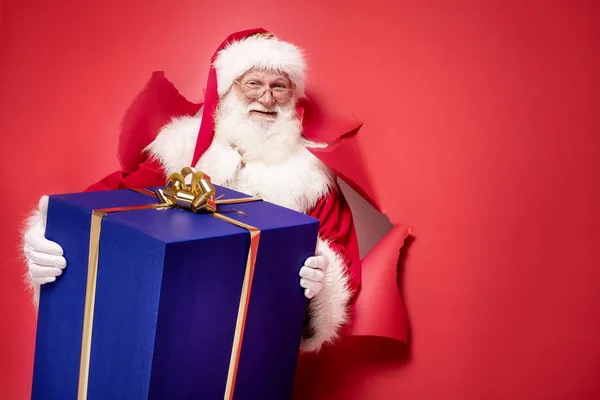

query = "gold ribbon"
77;168;261;400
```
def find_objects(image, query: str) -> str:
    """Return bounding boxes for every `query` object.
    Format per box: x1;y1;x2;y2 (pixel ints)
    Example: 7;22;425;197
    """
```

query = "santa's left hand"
299;255;329;299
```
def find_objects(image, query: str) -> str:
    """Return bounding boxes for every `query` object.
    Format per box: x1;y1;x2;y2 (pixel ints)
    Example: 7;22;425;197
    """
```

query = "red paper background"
1;1;599;399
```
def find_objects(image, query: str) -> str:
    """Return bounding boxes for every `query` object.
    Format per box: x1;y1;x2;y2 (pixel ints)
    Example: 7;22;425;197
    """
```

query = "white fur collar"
146;115;335;213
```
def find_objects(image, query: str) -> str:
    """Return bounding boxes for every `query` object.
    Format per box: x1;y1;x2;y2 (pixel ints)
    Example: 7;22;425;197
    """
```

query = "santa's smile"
249;109;277;118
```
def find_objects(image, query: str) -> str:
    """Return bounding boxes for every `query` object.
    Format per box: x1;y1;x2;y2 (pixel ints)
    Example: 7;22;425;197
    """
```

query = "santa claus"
22;28;364;353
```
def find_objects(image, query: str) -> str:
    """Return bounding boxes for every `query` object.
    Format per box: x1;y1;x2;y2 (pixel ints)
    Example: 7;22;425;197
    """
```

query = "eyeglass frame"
233;79;296;102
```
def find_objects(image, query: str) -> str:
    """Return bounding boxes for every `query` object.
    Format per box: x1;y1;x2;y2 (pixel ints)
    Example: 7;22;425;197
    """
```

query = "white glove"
299;255;329;299
23;196;66;285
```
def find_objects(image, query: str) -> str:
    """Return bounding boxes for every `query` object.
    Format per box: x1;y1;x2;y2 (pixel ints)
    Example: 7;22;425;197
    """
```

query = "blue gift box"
32;185;319;400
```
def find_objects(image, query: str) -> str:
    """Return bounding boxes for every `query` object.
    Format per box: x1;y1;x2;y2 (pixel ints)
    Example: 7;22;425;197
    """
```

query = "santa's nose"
257;90;276;107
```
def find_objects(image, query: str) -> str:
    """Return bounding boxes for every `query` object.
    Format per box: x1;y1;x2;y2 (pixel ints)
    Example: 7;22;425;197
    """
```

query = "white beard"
212;92;303;163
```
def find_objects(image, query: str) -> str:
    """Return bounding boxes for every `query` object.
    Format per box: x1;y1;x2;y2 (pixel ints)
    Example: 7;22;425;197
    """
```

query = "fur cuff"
300;238;352;353
22;206;42;307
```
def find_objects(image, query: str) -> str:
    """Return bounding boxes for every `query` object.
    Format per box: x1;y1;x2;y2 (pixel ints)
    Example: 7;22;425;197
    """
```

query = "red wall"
1;1;599;399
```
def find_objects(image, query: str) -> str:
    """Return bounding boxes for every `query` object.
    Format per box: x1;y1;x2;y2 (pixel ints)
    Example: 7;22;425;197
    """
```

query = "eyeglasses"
234;80;295;102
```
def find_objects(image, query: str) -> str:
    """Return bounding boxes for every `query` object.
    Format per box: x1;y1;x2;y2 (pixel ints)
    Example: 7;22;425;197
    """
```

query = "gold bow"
156;167;217;213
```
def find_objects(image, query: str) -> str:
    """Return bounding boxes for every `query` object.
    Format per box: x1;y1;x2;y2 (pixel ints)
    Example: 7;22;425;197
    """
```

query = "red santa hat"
213;31;307;98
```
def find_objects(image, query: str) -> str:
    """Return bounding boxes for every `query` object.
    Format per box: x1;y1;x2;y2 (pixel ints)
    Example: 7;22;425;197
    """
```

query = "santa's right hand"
23;195;66;285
